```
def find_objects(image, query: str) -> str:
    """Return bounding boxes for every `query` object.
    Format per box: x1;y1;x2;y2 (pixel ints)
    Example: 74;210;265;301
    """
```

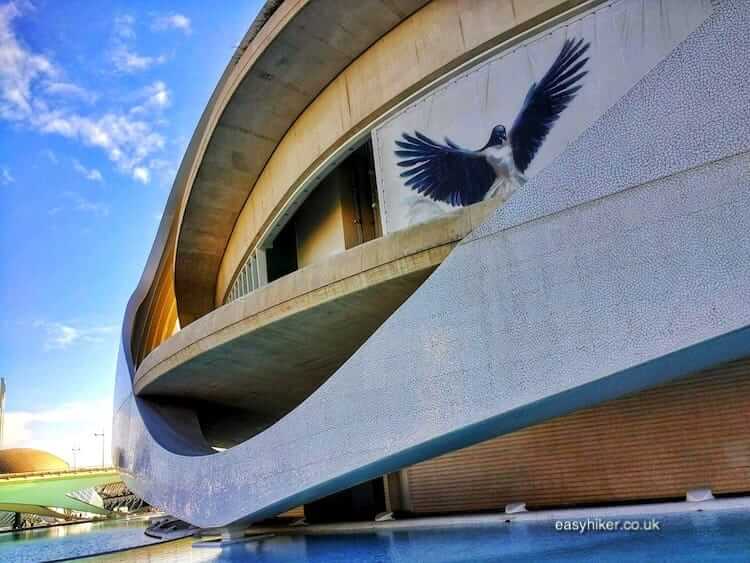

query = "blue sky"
0;0;262;466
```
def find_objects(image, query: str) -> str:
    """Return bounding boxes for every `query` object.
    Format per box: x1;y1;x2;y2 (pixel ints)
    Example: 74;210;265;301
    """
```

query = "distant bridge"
0;467;121;519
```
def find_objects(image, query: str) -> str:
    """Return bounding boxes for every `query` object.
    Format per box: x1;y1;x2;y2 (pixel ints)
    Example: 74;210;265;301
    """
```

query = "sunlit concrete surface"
174;0;432;325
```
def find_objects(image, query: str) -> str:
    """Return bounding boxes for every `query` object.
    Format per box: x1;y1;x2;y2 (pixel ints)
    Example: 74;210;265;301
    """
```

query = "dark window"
343;140;381;247
266;219;298;283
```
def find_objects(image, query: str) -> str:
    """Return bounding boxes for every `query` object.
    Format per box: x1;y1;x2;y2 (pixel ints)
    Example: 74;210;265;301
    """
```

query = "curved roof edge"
173;0;431;326
123;1;290;367
234;0;285;62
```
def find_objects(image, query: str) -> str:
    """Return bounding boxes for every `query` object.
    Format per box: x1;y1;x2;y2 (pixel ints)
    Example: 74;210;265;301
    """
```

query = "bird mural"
395;38;590;209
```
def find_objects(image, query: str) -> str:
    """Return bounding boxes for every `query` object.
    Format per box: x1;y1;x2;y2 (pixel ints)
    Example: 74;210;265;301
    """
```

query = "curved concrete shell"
113;0;750;529
174;0;431;325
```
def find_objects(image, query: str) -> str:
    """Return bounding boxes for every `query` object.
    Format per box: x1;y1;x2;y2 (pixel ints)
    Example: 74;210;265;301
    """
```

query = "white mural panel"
372;0;715;234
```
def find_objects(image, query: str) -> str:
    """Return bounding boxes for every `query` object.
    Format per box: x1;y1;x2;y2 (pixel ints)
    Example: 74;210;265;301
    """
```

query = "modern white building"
113;0;750;528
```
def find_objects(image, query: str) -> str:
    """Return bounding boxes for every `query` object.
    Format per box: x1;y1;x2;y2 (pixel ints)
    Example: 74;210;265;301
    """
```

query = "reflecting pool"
80;509;749;562
0;518;161;562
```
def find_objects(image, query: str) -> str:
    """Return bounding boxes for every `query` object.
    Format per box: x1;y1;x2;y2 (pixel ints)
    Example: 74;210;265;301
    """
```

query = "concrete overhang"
138;202;495;446
174;0;430;326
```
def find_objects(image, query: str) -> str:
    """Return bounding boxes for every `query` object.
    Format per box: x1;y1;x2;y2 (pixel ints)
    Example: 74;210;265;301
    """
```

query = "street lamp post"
94;432;105;468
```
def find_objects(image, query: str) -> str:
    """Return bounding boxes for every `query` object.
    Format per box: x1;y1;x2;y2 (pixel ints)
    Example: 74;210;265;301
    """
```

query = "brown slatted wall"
404;358;750;514
279;506;305;519
133;250;179;366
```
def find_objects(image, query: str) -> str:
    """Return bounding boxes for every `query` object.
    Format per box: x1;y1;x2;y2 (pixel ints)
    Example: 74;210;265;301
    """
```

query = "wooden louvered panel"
279;505;305;519
404;357;750;514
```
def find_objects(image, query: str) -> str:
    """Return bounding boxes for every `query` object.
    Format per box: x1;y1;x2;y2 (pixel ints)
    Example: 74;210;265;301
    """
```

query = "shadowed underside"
137;202;497;447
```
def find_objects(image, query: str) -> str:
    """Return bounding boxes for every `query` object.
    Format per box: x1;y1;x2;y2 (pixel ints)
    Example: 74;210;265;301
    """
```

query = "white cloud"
41;322;79;348
32;111;165;183
113;14;135;39
43;80;97;103
62;191;109;216
0;4;167;184
34;320;117;349
130;80;170;115
109;14;167;73
146;157;177;188
3;398;114;468
47;192;108;216
73;159;103;182
144;80;169;108
0;1;57;120
110;46;166;73
1;165;13;184
152;13;192;35
132;166;150;184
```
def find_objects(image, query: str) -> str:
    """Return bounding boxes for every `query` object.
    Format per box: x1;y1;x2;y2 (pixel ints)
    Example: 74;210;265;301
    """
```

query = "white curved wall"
112;0;750;528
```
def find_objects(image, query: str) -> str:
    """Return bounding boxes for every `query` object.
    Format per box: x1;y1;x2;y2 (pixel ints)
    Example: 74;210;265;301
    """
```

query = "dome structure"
0;448;69;475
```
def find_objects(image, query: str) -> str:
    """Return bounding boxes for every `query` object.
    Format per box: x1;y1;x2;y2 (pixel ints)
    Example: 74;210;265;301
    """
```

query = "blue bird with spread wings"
395;38;590;208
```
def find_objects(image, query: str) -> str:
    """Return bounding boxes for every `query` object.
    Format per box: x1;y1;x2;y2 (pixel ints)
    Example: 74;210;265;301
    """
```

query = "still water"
4;509;750;562
0;518;160;562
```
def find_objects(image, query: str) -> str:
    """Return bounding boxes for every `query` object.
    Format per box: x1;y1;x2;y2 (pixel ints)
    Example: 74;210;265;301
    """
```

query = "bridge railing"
0;467;119;480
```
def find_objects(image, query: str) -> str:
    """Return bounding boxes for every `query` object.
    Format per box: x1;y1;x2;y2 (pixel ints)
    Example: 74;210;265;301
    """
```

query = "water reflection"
84;509;750;563
3;509;749;562
0;518;159;563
